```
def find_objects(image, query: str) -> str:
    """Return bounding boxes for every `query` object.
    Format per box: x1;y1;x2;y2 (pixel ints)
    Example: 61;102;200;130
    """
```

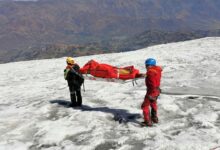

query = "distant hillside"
114;30;220;51
1;0;220;63
1;29;220;63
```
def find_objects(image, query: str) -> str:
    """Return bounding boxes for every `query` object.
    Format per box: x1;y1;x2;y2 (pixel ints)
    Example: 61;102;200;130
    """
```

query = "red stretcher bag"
80;60;140;80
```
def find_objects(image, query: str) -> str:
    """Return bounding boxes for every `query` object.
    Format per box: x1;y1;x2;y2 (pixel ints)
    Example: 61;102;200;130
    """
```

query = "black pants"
69;86;82;107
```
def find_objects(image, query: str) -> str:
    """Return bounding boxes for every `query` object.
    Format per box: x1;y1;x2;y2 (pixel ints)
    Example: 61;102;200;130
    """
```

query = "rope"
82;82;85;92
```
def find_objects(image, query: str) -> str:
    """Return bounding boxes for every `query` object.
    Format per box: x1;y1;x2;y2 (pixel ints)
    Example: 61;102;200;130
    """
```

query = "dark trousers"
69;86;82;106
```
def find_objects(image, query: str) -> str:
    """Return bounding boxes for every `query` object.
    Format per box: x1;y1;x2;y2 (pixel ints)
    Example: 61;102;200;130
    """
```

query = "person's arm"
70;65;84;82
69;68;83;79
136;73;146;78
64;68;70;80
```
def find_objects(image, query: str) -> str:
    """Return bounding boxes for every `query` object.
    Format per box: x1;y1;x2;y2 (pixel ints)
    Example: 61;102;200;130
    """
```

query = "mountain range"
1;0;220;63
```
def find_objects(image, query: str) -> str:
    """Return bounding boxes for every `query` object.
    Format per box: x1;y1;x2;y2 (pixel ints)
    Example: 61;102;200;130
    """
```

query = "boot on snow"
140;121;153;127
151;117;158;123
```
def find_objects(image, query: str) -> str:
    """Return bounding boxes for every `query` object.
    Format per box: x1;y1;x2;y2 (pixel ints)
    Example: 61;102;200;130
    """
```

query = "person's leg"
141;96;152;126
69;86;77;107
150;100;158;123
76;88;82;106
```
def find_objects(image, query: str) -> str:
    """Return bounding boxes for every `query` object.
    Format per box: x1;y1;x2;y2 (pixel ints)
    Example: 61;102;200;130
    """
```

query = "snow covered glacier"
0;37;220;150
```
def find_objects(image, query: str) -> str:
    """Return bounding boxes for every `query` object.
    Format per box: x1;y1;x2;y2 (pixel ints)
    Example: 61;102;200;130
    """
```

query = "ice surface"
0;37;220;150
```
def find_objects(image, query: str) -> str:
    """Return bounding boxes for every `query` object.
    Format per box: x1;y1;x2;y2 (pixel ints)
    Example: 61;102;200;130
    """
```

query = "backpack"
73;64;84;86
77;74;84;86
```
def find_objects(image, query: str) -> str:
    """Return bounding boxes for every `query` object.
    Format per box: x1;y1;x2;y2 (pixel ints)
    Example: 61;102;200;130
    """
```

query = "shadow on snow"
50;99;142;125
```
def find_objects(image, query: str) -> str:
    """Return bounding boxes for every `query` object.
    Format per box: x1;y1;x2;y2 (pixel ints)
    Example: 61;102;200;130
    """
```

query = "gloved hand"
137;73;146;78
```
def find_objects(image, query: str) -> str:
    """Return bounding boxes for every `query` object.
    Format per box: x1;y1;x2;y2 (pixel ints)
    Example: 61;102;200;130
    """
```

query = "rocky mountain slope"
1;0;220;63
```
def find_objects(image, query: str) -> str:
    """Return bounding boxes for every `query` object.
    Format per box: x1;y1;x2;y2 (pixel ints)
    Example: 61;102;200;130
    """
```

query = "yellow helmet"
66;57;75;65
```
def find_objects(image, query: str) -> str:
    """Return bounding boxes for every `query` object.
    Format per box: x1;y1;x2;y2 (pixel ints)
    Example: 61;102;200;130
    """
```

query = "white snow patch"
0;37;220;150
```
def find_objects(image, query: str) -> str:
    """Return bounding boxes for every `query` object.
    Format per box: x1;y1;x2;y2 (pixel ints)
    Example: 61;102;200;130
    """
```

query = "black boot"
151;109;158;123
141;120;153;127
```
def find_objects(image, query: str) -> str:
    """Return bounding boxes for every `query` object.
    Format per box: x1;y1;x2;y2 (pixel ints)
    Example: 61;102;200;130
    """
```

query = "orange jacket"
145;66;162;97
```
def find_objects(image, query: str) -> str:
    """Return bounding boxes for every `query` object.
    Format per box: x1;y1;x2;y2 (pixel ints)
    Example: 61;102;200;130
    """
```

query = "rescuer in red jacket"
141;58;162;127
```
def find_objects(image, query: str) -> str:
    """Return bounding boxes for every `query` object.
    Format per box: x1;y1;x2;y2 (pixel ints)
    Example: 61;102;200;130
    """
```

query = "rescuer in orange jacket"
141;58;162;127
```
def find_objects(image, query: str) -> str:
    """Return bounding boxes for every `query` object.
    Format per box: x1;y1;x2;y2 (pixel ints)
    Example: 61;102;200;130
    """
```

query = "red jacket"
145;66;162;97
